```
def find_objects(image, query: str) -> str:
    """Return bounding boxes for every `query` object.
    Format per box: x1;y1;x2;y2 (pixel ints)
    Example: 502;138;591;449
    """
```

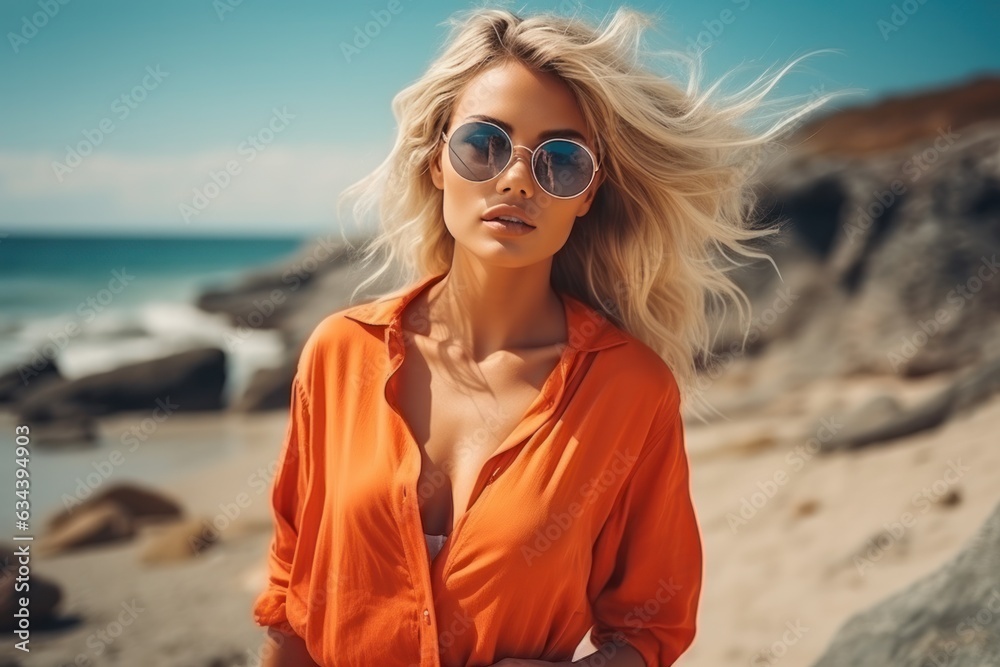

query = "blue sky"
1;0;997;236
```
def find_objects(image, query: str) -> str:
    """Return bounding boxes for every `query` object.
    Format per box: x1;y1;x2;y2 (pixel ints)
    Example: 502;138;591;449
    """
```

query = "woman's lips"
481;217;537;234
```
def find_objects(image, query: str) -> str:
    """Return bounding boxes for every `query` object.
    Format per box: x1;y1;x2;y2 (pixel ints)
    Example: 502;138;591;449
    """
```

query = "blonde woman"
252;5;842;667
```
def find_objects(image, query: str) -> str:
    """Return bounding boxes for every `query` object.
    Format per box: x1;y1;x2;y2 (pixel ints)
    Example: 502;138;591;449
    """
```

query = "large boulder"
196;231;380;342
231;351;298;412
699;78;1000;423
15;347;227;425
39;483;184;556
139;517;219;564
818;355;1000;450
812;499;1000;666
198;231;400;411
724;119;1000;378
0;355;61;404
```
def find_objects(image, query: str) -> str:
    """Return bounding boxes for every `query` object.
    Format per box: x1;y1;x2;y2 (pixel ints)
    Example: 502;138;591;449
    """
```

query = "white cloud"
0;144;387;233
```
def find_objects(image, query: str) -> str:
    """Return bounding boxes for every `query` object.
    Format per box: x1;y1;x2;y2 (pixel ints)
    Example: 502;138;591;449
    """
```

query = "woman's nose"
496;146;535;196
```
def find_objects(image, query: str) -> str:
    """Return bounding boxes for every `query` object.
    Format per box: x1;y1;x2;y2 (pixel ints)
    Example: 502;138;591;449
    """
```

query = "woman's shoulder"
562;292;680;403
594;326;681;402
293;302;387;386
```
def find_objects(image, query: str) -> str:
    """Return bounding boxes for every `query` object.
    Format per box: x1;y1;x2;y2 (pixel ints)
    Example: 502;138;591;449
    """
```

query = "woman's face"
430;60;603;268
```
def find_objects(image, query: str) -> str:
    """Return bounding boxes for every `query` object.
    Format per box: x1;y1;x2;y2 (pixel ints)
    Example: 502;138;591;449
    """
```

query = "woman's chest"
390;335;565;534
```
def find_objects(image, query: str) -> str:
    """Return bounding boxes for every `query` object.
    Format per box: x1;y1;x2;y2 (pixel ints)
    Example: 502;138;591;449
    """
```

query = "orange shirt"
251;271;703;667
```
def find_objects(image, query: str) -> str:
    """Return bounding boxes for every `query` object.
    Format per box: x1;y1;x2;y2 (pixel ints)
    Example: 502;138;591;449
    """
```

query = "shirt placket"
384;319;443;667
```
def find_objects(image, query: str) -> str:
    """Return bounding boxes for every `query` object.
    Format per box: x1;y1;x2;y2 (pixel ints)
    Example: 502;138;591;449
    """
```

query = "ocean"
0;234;310;526
0;233;307;400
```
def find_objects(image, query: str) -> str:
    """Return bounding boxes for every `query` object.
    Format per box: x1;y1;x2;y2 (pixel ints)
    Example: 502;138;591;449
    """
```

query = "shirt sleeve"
587;391;703;667
251;373;311;634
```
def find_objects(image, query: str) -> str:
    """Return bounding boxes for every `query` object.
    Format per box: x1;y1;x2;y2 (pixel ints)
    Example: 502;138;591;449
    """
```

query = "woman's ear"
575;170;604;218
430;141;445;191
593;169;606;192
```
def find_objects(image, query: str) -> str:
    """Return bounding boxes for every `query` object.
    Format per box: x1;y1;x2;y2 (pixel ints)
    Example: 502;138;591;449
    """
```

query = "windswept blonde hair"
337;3;854;420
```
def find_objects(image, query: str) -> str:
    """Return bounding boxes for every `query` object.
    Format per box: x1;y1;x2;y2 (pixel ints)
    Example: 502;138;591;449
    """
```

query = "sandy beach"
5;365;998;667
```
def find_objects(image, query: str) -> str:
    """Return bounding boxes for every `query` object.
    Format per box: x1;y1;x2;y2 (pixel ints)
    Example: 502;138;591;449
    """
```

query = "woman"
252;6;841;666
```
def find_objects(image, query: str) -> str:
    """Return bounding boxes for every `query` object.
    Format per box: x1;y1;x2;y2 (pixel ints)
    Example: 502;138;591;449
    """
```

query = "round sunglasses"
440;120;601;199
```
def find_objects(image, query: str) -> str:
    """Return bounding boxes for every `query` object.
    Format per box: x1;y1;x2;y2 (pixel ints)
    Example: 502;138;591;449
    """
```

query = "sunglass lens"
533;140;595;198
448;122;511;182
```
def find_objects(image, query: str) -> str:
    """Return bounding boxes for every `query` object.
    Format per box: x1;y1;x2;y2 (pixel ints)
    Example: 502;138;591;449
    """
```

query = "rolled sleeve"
251;374;311;633
588;393;703;666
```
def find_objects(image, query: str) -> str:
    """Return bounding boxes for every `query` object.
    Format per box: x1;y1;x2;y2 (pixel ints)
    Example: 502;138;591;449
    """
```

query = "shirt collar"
343;272;630;352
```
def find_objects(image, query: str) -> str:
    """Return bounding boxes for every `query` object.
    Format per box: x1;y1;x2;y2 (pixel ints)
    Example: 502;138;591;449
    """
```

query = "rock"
203;651;249;667
25;415;98;446
196;233;360;334
15;347;227;425
950;355;1000;414
46;483;184;532
196;231;401;412
792;76;1000;157
820;357;1000;451
232;353;297;412
704;86;1000;409
705;241;832;362
816;395;903;451
936;487;963;508
0;355;61;404
139;517;219;564
39;484;184;555
0;544;62;630
37;502;136;556
793;121;999;376
813;499;1000;667
791;498;821;519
